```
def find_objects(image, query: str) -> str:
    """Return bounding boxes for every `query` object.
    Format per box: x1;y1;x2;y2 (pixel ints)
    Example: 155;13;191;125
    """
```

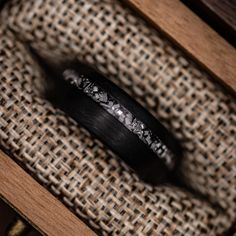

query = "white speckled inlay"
63;69;175;169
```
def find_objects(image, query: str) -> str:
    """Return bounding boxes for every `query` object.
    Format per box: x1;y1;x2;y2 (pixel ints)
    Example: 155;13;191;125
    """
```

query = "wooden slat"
182;0;236;47
125;0;236;93
0;150;97;236
187;0;236;34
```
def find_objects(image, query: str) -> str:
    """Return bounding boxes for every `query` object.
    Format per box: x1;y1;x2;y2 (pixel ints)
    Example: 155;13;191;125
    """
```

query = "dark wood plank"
182;0;236;47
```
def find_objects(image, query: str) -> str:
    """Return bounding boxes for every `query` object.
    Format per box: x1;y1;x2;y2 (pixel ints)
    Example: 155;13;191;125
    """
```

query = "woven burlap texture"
0;0;236;235
0;24;231;236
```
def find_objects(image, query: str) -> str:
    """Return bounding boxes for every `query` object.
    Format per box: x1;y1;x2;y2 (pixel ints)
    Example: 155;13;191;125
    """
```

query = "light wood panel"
125;0;236;93
0;150;97;236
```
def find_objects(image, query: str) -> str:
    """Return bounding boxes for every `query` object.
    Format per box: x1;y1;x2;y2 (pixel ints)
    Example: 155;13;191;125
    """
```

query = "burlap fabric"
0;0;235;235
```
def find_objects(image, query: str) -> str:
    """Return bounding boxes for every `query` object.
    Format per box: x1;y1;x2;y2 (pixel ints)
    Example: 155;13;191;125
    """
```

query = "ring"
31;50;182;184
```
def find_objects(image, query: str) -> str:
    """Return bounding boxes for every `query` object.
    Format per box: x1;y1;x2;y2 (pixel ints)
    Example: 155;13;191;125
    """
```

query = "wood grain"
189;0;236;31
182;0;236;47
125;0;236;93
0;150;97;236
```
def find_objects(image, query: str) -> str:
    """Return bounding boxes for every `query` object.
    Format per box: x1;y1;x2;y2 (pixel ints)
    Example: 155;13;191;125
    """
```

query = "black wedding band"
30;48;182;184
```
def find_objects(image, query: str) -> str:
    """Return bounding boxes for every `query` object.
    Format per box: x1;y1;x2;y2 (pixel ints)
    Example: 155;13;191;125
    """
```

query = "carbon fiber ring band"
63;69;175;170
